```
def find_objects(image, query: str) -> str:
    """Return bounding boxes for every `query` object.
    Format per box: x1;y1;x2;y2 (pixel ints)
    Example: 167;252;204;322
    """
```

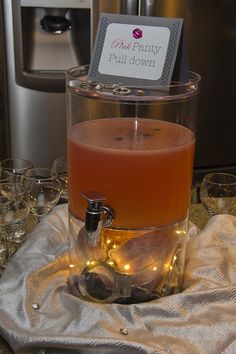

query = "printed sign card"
88;13;188;87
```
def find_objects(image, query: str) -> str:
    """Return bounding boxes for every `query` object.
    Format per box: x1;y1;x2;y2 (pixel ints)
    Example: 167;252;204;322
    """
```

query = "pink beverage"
68;118;195;228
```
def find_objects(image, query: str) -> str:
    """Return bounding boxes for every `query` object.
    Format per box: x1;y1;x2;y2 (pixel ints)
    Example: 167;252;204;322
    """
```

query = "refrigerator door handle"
121;0;139;15
140;0;155;16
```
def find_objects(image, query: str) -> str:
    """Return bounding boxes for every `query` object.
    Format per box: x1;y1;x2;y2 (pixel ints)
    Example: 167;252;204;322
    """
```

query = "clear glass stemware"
0;158;34;177
52;154;68;202
25;168;61;222
0;158;34;242
0;181;30;265
200;173;236;215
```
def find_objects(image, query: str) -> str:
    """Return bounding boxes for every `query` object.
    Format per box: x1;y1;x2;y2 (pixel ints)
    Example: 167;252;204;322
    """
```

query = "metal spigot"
81;191;114;247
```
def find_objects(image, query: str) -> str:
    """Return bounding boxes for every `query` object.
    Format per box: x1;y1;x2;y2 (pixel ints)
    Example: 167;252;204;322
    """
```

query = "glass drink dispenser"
66;65;200;304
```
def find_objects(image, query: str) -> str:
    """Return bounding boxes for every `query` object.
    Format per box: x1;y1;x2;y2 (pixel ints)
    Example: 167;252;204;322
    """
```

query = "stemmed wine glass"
200;173;236;215
0;158;34;177
24;168;61;222
0;181;30;268
52;154;68;202
0;168;12;270
0;159;34;242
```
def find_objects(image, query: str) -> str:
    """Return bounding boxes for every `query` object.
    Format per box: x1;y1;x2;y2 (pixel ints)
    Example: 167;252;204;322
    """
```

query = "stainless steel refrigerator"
1;0;91;167
1;0;235;185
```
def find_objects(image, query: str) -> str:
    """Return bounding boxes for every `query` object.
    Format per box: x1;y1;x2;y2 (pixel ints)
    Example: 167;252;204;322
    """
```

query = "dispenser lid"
66;65;201;103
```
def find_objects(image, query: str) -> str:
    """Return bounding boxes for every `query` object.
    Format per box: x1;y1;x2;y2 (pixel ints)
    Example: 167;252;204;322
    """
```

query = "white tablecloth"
0;204;235;353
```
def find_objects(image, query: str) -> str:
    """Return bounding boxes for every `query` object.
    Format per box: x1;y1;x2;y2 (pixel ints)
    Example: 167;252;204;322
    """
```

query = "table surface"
0;203;210;353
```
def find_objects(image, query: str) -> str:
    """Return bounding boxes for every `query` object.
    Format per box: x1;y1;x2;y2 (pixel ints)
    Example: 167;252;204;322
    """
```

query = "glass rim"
66;64;201;103
0;158;33;171
203;172;236;185
24;168;54;181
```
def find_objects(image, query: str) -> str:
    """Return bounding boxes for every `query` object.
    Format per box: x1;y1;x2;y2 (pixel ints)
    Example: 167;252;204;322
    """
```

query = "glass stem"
5;232;17;259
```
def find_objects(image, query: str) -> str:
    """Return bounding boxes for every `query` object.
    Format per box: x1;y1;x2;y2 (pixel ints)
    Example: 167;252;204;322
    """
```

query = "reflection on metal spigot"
81;191;115;247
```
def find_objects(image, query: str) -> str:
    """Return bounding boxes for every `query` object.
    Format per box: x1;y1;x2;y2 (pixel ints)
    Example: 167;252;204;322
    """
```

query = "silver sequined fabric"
0;204;235;354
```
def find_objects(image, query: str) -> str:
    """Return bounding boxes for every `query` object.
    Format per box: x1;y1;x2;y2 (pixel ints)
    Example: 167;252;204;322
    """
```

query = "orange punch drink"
68;118;195;228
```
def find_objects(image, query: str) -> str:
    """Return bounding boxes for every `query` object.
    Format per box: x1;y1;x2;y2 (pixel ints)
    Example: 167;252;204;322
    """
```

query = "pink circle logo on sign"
132;28;143;39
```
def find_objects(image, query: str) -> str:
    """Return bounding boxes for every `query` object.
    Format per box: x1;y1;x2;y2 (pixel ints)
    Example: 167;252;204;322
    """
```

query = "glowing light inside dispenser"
123;264;130;271
176;229;186;235
107;260;115;267
86;260;96;266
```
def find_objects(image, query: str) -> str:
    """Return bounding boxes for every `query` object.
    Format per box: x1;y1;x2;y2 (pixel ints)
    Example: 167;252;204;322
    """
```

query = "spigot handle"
81;191;114;247
81;191;106;212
